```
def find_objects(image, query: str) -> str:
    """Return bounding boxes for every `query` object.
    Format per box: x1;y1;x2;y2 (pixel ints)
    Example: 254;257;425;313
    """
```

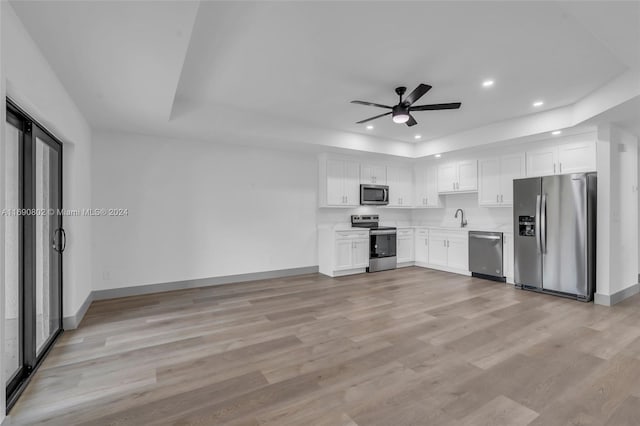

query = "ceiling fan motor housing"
392;104;410;123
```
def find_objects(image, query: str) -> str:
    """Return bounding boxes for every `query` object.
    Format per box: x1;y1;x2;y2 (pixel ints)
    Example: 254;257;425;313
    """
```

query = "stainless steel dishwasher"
469;231;505;282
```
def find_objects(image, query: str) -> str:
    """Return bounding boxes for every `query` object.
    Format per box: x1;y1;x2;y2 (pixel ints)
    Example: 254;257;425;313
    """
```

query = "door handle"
559;163;562;173
496;194;499;203
541;193;548;253
52;228;66;253
535;195;541;254
500;194;503;203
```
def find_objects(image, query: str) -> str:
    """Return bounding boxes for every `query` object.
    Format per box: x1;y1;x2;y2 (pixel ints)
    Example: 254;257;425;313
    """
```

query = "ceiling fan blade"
411;102;462;111
356;111;391;124
406;115;418;127
404;84;432;106
351;100;392;109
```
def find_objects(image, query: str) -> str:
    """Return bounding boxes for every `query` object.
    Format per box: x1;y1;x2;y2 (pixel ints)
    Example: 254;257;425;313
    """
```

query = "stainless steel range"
351;215;397;272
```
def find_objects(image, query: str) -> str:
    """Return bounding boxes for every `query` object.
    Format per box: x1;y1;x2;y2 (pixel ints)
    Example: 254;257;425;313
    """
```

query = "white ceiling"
9;1;640;153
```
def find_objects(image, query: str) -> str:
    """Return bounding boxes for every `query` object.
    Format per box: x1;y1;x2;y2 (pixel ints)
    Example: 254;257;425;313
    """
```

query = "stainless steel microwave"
360;184;389;205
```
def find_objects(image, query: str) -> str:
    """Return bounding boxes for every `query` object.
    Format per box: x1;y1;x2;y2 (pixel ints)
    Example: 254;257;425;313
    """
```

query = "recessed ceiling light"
482;80;494;88
551;130;562;135
414;134;422;140
435;154;442;158
366;125;374;130
533;100;544;107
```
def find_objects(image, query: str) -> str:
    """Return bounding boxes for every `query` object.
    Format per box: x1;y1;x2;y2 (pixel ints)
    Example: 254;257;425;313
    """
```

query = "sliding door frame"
5;98;64;412
4;106;26;404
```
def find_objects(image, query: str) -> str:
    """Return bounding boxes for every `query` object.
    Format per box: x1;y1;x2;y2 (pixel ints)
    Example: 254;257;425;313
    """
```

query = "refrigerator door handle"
535;195;542;254
541;193;547;253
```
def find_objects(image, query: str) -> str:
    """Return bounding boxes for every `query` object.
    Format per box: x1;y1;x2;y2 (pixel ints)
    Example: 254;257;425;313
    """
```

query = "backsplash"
412;193;513;229
317;193;512;230
317;205;413;227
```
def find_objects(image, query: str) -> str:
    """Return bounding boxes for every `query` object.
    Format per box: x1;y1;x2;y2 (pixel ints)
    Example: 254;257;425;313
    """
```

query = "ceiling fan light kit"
351;83;462;127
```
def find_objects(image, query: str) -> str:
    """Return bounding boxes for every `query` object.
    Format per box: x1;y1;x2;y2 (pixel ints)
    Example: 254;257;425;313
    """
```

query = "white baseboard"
594;283;640;306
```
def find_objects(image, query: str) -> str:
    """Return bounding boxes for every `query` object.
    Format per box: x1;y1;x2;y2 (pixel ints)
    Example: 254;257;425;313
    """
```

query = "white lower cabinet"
503;232;514;283
446;232;469;271
396;228;414;265
319;229;369;277
414;229;429;266
335;233;369;271
427;230;449;267
427;229;468;272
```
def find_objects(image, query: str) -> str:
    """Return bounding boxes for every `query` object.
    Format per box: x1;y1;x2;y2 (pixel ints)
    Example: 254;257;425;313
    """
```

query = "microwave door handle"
383;188;388;202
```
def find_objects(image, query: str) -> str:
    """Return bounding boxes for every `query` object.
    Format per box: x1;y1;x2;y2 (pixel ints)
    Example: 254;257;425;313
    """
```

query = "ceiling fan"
351;84;461;127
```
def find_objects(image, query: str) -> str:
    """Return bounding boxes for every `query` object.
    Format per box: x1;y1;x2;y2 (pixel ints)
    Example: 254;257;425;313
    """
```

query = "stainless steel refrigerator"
513;173;596;301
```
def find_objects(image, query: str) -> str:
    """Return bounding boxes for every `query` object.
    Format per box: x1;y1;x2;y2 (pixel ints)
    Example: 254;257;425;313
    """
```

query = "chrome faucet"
454;209;468;228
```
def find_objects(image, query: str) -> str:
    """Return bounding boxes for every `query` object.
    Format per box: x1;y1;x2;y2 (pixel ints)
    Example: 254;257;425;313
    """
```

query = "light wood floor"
9;267;640;425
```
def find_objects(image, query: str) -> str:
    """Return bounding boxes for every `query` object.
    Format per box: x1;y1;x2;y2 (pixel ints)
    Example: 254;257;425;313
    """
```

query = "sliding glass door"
4;100;63;410
4;108;24;396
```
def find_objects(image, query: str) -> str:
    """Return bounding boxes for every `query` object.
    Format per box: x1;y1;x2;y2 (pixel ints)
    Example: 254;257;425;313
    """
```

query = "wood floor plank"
8;267;640;425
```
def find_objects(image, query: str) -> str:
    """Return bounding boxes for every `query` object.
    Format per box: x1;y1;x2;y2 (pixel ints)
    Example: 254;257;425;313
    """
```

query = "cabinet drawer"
335;231;369;239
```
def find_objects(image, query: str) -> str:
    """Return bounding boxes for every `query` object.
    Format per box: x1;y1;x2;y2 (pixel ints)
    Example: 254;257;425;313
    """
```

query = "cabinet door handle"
447;240;450;247
559;163;562;173
553;163;556;174
496;194;499;203
501;194;503;203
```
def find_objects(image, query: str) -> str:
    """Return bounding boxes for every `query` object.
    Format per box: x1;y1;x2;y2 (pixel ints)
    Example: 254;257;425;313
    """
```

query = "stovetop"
350;215;396;231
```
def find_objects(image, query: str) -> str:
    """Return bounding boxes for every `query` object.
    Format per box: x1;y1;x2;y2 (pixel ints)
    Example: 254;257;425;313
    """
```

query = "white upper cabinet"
437;163;457;193
437;160;477;193
320;158;360;207
526;147;558;177
478;158;500;206
360;164;387;185
457;160;478;192
499;154;525;205
414;165;442;208
387;166;413;207
478;153;525;206
557;142;596;174
526;140;595;178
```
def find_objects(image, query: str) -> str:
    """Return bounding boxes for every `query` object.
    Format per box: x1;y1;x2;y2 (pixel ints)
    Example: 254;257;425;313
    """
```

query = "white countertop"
322;223;513;234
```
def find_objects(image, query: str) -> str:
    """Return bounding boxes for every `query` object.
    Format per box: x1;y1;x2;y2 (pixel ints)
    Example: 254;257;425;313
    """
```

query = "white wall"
91;131;318;290
596;124;639;301
2;3;93;321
